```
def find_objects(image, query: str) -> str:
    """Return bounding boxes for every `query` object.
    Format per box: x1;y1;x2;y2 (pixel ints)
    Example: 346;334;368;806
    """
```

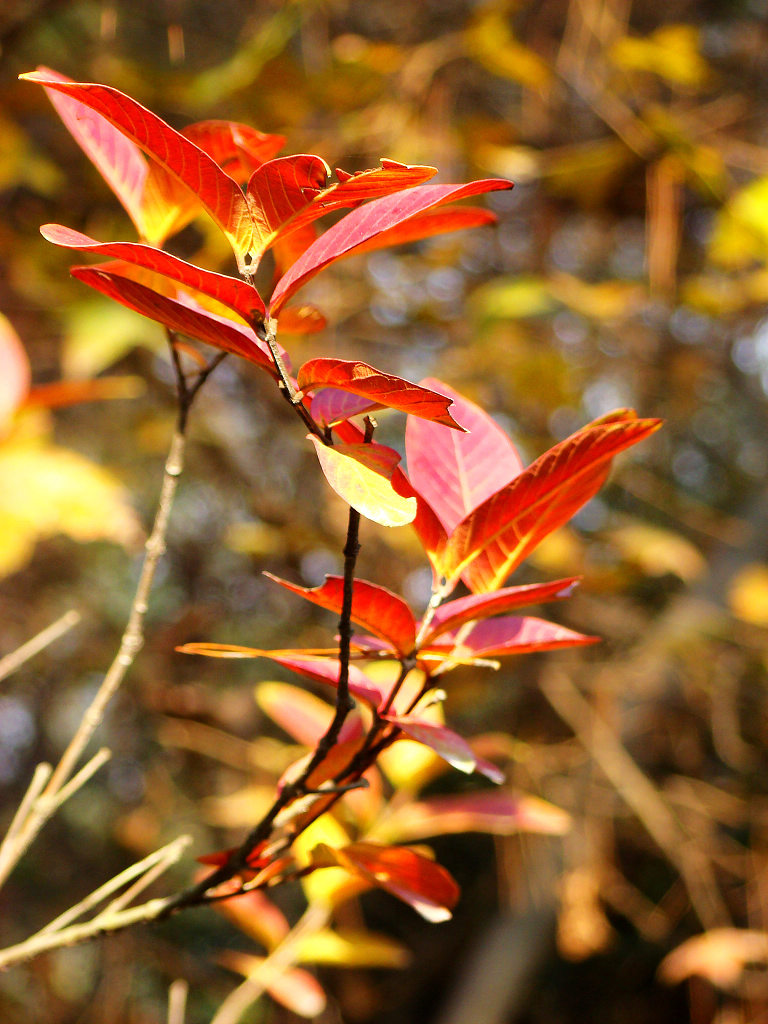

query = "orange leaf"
439;411;662;591
298;360;463;429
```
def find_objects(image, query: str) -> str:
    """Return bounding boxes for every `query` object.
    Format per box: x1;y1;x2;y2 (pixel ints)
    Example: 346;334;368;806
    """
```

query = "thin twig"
0;610;81;684
167;979;188;1024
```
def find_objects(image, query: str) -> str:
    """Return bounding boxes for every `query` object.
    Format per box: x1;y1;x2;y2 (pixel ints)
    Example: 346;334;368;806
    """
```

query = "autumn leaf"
269;179;512;313
0;312;31;431
437;411;662;592
264;573;417;656
382;713;503;782
309;841;459;922
405;377;524;533
298;360;463;429
308;436;417;527
422;616;599;661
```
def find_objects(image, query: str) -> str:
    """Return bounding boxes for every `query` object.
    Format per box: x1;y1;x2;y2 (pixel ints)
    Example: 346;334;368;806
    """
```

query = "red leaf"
269;179;512;313
256;681;363;746
264;573;417;656
41;225;266;321
308;436;417;528
250;159;438;264
21;70;256;271
345;206;498;260
311;842;459;922
438;412;663;591
177;642;386;706
70;263;275;371
298;359;463;429
406;378;523;533
311;388;377;427
183;120;285;181
383;713;503;782
422;577;581;643
423;616;598;660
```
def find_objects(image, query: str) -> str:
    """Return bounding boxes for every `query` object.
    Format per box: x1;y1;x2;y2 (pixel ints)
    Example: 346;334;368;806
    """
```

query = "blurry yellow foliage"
464;5;552;91
727;564;768;627
0;427;142;577
609;24;709;89
63;299;164;378
609;523;705;581
296;927;410;968
709;176;768;268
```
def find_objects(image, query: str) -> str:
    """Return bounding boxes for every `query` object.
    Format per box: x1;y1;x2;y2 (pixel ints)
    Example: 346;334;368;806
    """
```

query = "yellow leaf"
548;273;643;320
609;24;709;89
609;523;705;581
709;177;768;268
294;817;363;908
309;436;416;527
727;564;768;627
0;436;141;577
471;275;555;321
464;7;552;90
297;927;410;968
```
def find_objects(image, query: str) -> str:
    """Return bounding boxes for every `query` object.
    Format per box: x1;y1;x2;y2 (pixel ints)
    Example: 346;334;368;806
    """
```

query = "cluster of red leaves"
25;67;661;930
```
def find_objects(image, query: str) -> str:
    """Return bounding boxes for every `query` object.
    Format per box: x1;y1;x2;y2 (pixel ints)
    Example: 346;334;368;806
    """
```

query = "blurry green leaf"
471;276;555;321
62;299;164;378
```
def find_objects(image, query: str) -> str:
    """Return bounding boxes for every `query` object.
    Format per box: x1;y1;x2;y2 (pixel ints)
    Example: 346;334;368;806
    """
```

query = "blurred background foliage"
2;0;768;1022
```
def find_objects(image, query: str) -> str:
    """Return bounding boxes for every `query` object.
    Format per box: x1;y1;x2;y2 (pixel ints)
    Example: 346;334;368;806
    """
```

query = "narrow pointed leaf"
70;264;275;371
310;842;459;922
375;791;572;843
382;714;477;776
41;225;266;321
346;206;497;259
422;577;581;643
308;436;417;527
424;616;598;659
439;412;662;590
269;179;512;313
21;70;256;270
264;572;417;656
177;643;385;705
406;378;523;533
298;359;463;429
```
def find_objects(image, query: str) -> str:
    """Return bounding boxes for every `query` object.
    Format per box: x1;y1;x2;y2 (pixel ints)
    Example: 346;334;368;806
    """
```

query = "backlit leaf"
373;791;572;843
264;573;417;656
383;714;502;782
41;225;266;322
423;616;599;660
308;436;417;527
219;952;326;1018
0;313;30;431
269;179;512;313
405;378;523;533
438;411;662;591
21;70;257;271
422;577;581;643
298;360;463;429
310;842;459;922
70;264;275;371
0;436;141;577
297;928;410;968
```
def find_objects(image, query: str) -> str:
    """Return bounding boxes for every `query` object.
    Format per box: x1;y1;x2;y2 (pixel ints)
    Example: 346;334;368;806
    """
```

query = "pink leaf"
383;713;502;782
423;616;599;659
405;377;523;533
422;577;581;642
